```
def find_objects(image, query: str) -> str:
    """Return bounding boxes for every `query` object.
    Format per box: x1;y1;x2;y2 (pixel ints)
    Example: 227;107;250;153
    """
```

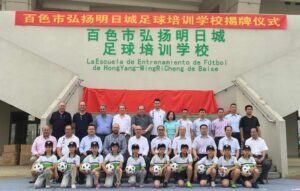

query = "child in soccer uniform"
58;141;80;189
218;144;241;188
102;141;124;188
170;144;193;188
33;141;57;189
81;141;103;188
238;145;259;188
126;144;147;187
195;145;218;187
150;143;171;188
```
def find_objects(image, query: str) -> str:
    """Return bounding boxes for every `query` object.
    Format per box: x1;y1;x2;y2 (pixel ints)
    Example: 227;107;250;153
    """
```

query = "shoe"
186;181;192;188
115;181;121;188
211;181;216;187
252;182;259;189
29;180;35;184
71;184;76;189
144;178;149;184
163;181;168;188
231;183;237;188
140;184;144;188
45;185;51;189
96;183;101;189
258;179;265;184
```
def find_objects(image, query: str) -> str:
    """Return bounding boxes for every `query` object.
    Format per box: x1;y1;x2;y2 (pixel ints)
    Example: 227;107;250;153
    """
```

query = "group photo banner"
82;88;218;114
15;11;287;29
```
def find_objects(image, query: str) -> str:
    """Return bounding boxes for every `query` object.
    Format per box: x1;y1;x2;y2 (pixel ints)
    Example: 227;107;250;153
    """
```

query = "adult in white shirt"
176;108;194;140
128;125;150;182
192;124;216;160
218;126;240;158
225;103;241;145
113;104;131;142
245;127;271;184
193;108;212;137
172;126;192;155
151;125;171;156
57;125;80;158
128;126;149;157
149;98;166;141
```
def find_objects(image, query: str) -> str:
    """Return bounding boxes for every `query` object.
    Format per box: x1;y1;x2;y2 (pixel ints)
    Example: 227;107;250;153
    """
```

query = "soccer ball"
125;165;136;174
242;165;251;176
171;163;178;172
81;163;91;173
153;165;162;176
106;163;115;173
57;162;67;173
32;163;44;174
219;166;228;177
197;164;206;174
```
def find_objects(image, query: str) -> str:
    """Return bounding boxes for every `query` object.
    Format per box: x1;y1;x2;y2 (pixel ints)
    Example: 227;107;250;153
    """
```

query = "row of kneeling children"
31;140;260;189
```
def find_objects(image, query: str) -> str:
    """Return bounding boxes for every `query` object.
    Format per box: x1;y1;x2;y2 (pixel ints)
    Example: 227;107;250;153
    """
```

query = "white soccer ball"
57;162;67;173
242;165;251;176
32;163;44;174
171;163;178;172
125;165;136;174
106;163;115;173
197;164;206;174
153;165;162;176
219;166;228;177
81;163;91;173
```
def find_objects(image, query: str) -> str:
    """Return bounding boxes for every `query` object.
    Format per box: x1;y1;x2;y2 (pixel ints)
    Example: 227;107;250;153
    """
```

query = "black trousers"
254;155;271;181
232;132;241;146
214;137;223;157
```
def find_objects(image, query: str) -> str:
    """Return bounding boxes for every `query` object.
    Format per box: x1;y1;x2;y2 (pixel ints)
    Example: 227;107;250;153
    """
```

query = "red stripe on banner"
82;88;218;114
15;11;287;29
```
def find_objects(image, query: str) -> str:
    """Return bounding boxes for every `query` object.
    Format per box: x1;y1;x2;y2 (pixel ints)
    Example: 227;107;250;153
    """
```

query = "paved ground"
1;178;300;191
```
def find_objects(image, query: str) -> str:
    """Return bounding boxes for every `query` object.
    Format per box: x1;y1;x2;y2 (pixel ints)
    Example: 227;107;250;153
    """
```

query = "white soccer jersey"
104;153;124;169
83;154;104;170
218;156;238;168
36;154;57;169
196;156;218;167
150;154;169;167
126;156;146;171
58;154;80;170
238;156;256;168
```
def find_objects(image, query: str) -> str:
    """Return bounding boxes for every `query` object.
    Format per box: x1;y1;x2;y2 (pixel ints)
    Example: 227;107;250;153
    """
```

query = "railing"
40;76;82;127
233;77;278;123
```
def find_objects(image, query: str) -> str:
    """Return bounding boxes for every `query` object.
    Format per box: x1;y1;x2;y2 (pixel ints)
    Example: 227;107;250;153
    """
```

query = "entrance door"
9;112;40;144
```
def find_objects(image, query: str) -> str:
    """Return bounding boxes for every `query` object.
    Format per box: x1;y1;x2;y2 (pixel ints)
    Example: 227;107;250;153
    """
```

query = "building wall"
284;112;298;157
0;101;11;154
260;1;300;15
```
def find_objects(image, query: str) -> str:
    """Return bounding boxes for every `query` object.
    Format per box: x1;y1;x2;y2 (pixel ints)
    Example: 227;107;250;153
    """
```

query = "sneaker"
211;181;216;187
115;181;121;188
139;184;144;188
186;181;192;188
231;183;237;188
163;181;168;188
96;183;101;189
252;182;259;189
45;185;51;189
71;184;76;189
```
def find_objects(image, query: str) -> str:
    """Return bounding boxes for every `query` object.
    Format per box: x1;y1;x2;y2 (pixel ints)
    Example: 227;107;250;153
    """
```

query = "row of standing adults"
49;99;259;145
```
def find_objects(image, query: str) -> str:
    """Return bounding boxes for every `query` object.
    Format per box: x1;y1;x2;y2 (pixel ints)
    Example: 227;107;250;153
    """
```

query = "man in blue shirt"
79;124;102;157
95;104;113;143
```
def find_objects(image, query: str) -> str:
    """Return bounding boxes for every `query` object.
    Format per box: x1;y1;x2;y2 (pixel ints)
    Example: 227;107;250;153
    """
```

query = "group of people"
30;98;271;189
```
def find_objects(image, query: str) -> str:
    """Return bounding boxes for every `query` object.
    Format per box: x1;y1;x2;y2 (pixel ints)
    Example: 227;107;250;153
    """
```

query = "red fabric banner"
82;88;218;114
15;11;287;29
